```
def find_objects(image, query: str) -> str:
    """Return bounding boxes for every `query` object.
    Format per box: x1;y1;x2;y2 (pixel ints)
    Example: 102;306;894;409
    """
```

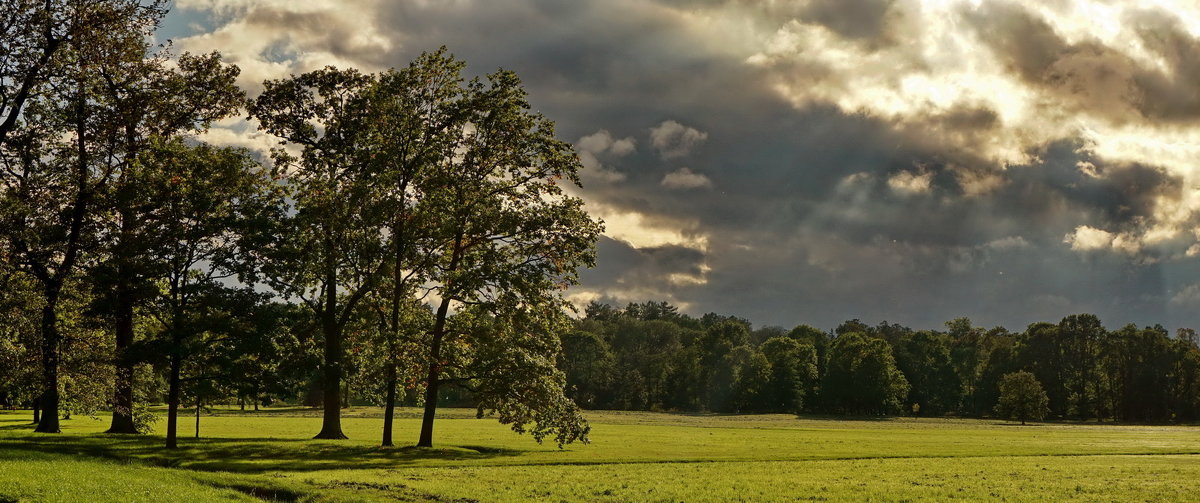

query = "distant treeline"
560;301;1200;422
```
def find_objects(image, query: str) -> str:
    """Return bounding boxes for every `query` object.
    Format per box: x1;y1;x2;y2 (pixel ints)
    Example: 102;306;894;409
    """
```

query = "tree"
894;330;960;415
822;332;909;415
995;370;1049;425
0;268;44;419
361;49;469;447
132;139;277;448
698;319;751;410
411;65;601;447
1016;322;1069;418
559;325;615;409
0;0;167;433
249;67;389;440
760;336;818;413
730;346;771;412
434;306;592;446
1058;314;1104;420
974;329;1018;416
85;46;244;434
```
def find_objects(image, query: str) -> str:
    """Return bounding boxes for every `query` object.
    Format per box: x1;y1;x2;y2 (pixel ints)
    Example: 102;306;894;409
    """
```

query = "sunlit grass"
1;407;1197;502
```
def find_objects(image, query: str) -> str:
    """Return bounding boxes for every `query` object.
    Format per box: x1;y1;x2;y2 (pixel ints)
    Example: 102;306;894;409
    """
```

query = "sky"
159;0;1200;332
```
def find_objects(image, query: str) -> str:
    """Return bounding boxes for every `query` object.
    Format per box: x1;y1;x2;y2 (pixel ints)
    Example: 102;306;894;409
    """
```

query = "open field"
1;408;1199;502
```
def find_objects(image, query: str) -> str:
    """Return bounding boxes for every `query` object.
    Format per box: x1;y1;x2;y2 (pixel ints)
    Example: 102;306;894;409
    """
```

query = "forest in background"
561;301;1200;422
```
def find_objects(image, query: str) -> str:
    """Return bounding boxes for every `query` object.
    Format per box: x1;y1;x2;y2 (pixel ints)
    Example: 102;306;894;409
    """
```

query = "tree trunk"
313;310;347;439
382;363;397;447
417;296;452;447
165;353;181;449
239;396;245;411
417;366;440;447
31;394;40;424
107;268;137;433
194;395;201;438
342;381;350;409
384;193;409;448
35;290;62;433
107;204;139;434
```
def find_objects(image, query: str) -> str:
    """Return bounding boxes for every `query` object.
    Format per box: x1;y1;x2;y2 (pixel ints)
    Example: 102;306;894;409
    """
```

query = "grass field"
1;407;1198;502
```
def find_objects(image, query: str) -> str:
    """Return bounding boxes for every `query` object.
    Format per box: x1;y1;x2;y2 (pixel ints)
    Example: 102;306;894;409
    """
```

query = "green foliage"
131;403;159;435
560;305;1200;424
893;330;960;414
995;371;1050;424
823;332;910;415
759;336;819;413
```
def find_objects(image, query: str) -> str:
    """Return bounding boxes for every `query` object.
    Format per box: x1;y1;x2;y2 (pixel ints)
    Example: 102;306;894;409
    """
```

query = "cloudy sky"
160;0;1200;332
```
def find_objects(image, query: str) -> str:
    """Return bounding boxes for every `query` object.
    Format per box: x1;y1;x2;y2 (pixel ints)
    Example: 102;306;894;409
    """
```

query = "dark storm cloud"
801;0;896;42
174;0;1200;331
359;0;1198;330
578;237;708;297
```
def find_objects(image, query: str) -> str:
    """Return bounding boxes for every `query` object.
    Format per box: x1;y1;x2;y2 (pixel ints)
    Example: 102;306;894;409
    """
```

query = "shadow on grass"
0;431;523;474
0;423;37;431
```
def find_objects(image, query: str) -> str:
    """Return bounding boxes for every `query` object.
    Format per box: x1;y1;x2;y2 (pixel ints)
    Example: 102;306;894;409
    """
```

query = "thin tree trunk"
384;185;408;448
194;395;200;438
35;289;62;433
31;394;40;424
165;353;181;449
382;363;397;447
417;232;463;448
417;295;452;447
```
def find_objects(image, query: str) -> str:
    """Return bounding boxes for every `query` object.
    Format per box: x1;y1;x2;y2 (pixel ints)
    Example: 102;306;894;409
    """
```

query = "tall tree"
413;67;601;447
894;330;960;415
88;48;243;434
0;0;165;432
0;267;41;418
1057;314;1104;420
363;49;470;447
760;336;819;413
250;68;389;439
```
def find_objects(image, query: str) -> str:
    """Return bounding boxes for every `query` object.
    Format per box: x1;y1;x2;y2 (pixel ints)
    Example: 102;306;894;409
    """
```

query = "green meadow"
1;408;1198;502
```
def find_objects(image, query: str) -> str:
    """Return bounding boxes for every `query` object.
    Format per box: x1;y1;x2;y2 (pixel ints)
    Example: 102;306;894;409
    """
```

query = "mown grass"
1;407;1198;502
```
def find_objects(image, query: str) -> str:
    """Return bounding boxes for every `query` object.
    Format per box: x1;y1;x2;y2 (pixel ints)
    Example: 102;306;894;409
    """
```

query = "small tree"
995;370;1049;425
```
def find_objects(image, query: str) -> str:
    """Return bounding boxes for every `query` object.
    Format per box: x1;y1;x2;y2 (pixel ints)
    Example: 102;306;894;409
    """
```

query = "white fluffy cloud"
578;129;635;157
661;167;713;190
649;120;708;159
173;0;395;91
887;169;933;195
576;129;635;184
1064;225;1143;255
